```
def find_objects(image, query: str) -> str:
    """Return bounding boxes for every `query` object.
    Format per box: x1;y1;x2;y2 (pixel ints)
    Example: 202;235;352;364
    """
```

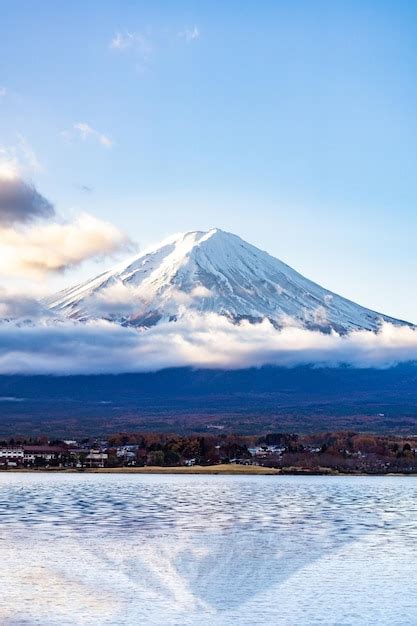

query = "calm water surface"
1;474;417;625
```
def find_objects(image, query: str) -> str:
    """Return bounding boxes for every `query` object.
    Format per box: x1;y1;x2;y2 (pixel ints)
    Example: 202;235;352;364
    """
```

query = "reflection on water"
1;474;417;625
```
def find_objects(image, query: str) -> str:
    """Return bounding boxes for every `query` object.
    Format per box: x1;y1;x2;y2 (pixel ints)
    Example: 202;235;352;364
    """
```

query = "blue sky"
1;1;417;321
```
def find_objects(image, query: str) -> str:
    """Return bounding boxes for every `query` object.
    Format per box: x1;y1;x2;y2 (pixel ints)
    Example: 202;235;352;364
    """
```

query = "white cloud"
17;134;43;172
0;213;130;278
0;155;19;180
0;87;7;98
110;31;152;61
86;283;211;320
89;282;144;317
303;305;329;327
190;285;211;298
72;122;113;148
0;316;417;375
0;137;43;176
110;31;135;50
179;26;200;42
60;130;72;143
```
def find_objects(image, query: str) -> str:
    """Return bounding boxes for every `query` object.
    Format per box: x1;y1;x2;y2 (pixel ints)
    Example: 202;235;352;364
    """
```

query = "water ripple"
1;474;417;625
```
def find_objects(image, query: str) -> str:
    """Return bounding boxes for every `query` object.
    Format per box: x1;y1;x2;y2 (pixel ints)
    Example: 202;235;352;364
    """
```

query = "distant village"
1;431;417;473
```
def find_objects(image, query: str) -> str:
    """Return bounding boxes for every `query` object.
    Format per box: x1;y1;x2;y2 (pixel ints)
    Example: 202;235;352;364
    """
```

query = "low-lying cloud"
0;289;50;319
0;314;417;375
88;282;144;317
85;283;213;319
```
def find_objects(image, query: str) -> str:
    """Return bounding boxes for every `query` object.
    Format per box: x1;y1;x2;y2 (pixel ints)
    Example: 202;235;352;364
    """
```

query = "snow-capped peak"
44;228;412;333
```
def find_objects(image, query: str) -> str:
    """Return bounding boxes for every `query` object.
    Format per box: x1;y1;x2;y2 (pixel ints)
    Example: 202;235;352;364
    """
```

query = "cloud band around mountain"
0;315;417;375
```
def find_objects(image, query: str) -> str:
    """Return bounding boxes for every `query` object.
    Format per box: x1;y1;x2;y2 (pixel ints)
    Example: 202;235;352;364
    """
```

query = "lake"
1;473;417;625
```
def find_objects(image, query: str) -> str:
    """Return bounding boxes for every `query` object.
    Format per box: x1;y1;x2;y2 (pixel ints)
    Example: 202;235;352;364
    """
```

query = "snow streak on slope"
45;229;410;334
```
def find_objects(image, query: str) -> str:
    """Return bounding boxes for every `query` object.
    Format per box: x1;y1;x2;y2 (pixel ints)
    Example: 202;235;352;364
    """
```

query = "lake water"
1;474;417;625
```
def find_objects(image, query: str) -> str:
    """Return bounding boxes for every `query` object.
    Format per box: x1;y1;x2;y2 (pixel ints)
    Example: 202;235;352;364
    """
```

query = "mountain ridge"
45;228;412;334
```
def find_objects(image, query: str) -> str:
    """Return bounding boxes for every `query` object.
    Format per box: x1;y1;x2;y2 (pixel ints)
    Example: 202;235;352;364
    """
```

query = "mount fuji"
45;228;411;334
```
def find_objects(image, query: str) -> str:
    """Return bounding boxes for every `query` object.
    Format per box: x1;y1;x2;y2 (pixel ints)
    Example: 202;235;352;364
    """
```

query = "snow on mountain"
44;228;411;333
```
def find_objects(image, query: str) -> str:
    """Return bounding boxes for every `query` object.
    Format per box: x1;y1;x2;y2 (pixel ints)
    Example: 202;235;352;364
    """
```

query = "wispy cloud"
109;25;198;74
61;123;112;148
110;30;152;68
179;26;200;42
72;122;113;148
0;137;43;176
60;130;72;143
0;87;7;98
17;134;43;172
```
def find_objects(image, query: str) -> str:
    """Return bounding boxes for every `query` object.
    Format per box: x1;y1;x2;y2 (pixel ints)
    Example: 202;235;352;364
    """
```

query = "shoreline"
2;464;279;475
2;464;417;476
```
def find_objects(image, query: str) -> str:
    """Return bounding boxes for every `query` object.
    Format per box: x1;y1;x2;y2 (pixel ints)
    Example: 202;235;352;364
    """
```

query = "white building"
0;447;24;463
86;450;108;468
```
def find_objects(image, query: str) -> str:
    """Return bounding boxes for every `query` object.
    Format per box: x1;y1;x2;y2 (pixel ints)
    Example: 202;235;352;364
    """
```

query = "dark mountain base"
1;364;417;437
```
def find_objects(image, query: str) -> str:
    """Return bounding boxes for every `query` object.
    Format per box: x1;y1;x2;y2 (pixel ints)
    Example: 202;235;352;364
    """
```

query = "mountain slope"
45;228;411;333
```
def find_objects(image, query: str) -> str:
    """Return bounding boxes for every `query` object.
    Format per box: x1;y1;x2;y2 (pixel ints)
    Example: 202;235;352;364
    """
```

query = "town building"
86;449;108;468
